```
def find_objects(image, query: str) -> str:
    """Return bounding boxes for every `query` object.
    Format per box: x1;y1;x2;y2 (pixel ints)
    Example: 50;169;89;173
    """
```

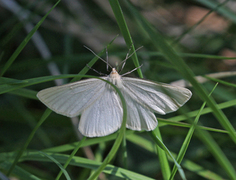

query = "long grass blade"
109;0;143;78
126;1;236;144
87;79;127;180
0;0;61;77
169;83;218;179
55;137;86;180
39;151;71;180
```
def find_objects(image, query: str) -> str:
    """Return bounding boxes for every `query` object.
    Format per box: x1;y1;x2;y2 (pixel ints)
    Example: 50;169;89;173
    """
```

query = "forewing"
122;77;192;115
79;88;123;137
37;78;106;117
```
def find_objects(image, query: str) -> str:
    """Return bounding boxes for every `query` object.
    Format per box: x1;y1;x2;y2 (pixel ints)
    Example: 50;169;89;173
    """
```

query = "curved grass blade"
5;36;120;176
39;151;71;180
5;75;122;176
87;78;127;180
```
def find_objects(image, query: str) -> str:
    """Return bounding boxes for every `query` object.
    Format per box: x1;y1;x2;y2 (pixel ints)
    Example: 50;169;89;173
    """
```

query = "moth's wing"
121;77;192;131
122;77;192;115
79;88;123;137
37;78;107;117
121;90;158;131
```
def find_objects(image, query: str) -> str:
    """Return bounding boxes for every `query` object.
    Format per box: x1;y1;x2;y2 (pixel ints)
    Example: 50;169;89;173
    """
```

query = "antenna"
106;47;109;71
84;45;113;69
86;64;107;76
121;64;143;76
119;46;143;73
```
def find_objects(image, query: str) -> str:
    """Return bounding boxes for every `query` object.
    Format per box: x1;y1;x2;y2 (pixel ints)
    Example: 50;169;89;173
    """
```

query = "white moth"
37;49;192;137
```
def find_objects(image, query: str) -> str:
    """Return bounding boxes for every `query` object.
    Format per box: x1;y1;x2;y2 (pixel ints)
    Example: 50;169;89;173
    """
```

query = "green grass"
0;0;236;179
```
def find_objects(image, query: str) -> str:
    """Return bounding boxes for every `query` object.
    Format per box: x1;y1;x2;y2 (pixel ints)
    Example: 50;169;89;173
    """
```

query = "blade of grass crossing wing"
5;75;120;176
6;36;117;175
87;79;127;180
109;0;143;78
169;83;218;180
55;38;121;180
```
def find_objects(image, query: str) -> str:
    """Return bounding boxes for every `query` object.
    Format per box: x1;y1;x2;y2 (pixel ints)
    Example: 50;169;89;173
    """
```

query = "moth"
37;47;192;137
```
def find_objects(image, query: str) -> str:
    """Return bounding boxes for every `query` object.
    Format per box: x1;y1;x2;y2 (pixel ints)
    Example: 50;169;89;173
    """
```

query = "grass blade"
126;1;236;144
109;0;143;78
7;108;52;176
39;151;71;180
154;128;171;180
0;0;61;77
170;83;218;179
55;137;86;180
87;79;127;180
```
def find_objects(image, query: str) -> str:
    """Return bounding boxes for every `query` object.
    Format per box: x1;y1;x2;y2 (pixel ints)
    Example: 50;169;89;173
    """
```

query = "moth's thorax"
107;68;123;88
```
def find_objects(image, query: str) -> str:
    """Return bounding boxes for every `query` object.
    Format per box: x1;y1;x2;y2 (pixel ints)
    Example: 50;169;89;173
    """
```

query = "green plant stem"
7;108;52;176
55;137;86;180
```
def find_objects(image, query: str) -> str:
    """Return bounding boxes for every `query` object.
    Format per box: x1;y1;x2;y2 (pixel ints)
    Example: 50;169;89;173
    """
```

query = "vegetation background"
0;0;236;179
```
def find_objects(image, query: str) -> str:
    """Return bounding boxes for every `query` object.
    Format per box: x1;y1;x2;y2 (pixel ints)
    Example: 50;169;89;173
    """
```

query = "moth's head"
111;68;118;74
109;68;120;78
